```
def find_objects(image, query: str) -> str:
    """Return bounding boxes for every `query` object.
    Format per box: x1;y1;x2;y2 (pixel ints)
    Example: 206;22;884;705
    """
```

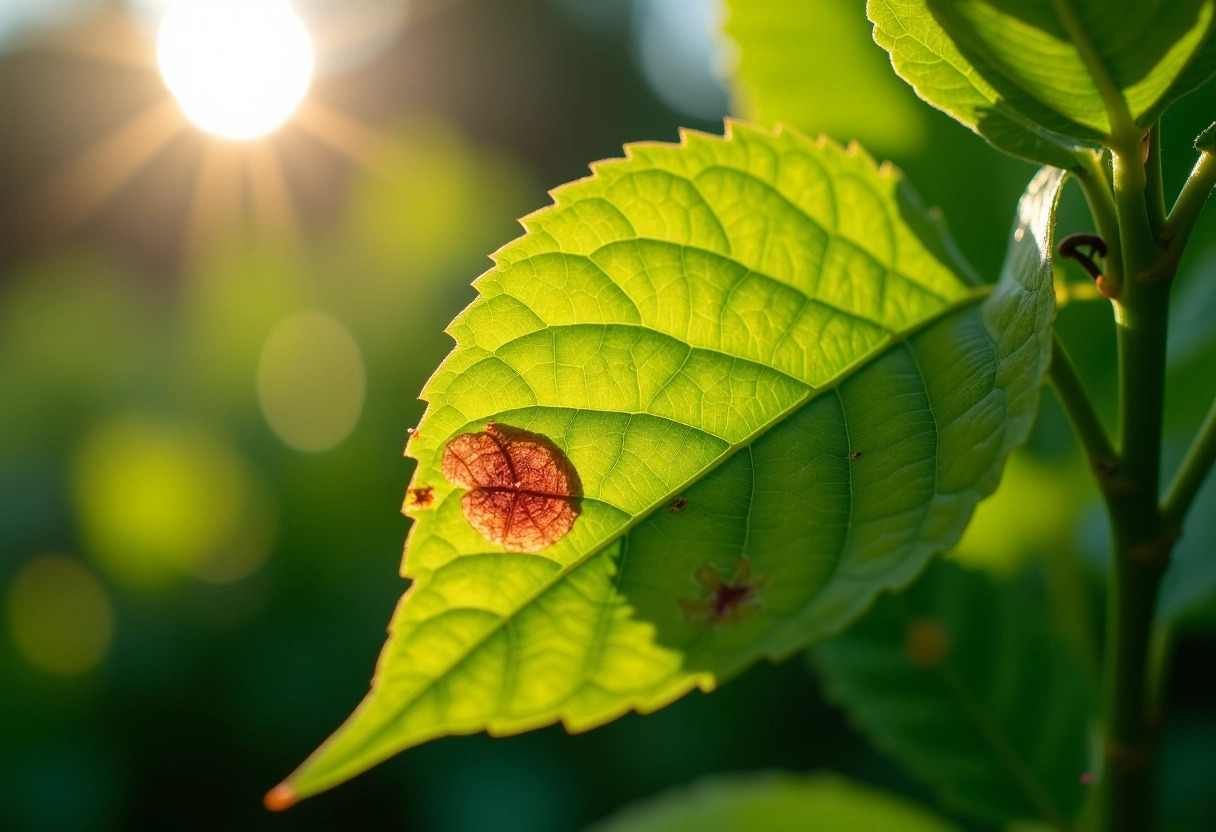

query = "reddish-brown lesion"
679;558;768;627
407;485;434;509
441;422;581;553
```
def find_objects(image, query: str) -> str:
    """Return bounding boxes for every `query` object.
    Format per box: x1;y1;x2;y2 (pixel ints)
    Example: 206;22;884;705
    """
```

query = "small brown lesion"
679;558;768;627
849;450;863;461
904;617;951;667
668;496;689;514
407;485;435;509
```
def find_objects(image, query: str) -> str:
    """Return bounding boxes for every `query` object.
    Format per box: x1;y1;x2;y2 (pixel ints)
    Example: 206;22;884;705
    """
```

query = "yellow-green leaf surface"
587;771;959;832
275;125;1065;802
870;0;1216;164
725;0;930;155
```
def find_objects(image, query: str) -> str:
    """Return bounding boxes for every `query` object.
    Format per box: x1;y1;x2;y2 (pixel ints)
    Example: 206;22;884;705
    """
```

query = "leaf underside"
869;0;1216;165
813;559;1096;827
278;124;1065;801
588;771;960;832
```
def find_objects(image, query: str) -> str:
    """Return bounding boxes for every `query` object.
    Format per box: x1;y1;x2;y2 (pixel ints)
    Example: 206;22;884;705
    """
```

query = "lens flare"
73;419;273;588
157;0;314;140
258;311;366;453
7;555;114;676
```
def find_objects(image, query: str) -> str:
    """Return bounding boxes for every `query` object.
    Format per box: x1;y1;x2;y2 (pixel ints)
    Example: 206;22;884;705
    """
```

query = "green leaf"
273;125;1065;803
869;0;1216;163
586;771;960;832
812;559;1097;827
724;0;931;155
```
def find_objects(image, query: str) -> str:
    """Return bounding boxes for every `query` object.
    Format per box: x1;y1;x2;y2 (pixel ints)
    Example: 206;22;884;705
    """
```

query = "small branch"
1049;333;1116;476
1161;395;1216;525
1144;123;1166;233
1163;150;1216;257
1075;153;1125;292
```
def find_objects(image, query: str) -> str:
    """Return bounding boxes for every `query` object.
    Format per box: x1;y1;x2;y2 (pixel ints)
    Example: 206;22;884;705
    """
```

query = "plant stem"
1092;147;1175;832
1076;152;1124;289
1145;123;1166;233
1162;395;1216;525
1049;333;1115;472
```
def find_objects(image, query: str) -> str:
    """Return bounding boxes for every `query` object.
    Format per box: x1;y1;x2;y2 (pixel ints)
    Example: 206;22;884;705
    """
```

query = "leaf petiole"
1161;394;1216;526
1163;148;1216;256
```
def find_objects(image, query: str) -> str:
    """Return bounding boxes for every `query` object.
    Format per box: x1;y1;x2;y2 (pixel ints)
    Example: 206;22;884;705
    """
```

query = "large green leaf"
869;0;1216;164
812;559;1097;827
587;771;959;832
271;125;1065;803
725;0;931;155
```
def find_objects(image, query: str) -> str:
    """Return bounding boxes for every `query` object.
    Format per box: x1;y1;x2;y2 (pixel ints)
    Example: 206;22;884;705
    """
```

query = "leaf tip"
263;783;297;812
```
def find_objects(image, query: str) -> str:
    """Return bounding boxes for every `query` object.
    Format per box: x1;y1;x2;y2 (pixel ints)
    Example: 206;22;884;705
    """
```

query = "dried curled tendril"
441;422;581;553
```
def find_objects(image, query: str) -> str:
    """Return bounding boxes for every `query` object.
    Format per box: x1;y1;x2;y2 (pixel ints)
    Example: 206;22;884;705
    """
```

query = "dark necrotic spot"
668;496;689;513
679;558;768;627
441;422;581;553
407;485;434;509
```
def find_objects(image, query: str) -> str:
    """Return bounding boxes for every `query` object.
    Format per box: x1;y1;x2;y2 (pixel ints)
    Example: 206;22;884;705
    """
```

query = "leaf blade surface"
277;127;1065;801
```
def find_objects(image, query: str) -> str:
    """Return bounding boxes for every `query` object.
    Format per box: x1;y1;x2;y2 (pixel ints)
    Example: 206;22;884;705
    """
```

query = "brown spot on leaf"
679;558;768;627
441;422;581;553
904;617;950;667
408;485;434;509
668;496;689;513
849;450;863;460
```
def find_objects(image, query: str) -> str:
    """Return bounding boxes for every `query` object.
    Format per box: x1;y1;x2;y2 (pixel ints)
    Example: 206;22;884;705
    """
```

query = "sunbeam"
31;6;156;71
245;141;299;246
16;97;187;242
293;98;391;175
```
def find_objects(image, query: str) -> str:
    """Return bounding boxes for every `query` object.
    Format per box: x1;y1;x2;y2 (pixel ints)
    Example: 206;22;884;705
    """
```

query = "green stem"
1076;152;1124;290
1049;333;1116;473
1093;146;1174;832
1162;394;1216;526
1145;123;1166;233
1163;151;1216;256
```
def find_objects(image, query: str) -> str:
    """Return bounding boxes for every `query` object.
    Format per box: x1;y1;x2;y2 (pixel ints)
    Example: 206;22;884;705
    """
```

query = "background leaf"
586;771;959;832
812;559;1097;827
276;128;1065;802
869;0;1216;162
725;0;930;156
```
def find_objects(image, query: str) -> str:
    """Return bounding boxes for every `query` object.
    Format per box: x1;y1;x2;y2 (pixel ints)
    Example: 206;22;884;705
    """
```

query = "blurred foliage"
589;771;959;832
726;0;930;155
0;1;1214;830
813;560;1096;826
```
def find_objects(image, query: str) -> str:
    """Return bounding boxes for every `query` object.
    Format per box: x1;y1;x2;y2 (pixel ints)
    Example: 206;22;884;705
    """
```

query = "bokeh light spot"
157;0;314;140
257;311;366;453
73;419;273;588
7;555;114;676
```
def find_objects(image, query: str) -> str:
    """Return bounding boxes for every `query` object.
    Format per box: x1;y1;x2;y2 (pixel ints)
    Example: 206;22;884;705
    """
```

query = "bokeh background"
1;1;1214;830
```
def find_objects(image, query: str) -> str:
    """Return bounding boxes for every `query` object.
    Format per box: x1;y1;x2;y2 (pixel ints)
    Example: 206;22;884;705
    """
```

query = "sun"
157;0;314;141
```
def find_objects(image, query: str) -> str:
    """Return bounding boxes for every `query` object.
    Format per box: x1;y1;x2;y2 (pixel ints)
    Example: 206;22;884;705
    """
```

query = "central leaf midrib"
378;285;996;740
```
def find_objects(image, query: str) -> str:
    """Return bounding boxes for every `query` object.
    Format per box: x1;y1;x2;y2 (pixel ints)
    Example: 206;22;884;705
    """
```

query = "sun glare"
157;0;314;140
